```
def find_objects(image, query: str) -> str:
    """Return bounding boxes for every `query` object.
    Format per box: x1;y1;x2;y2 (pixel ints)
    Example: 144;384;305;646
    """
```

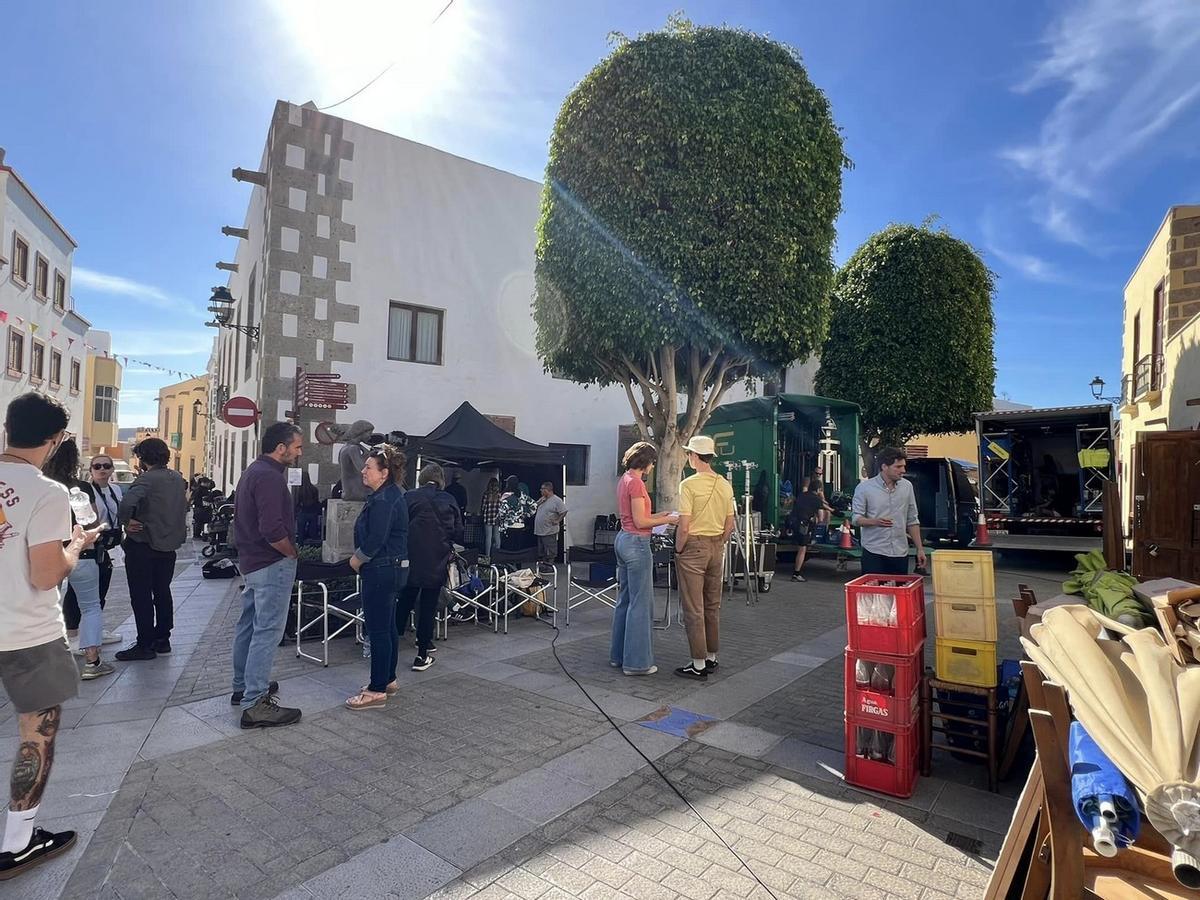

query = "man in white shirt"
533;482;568;562
0;393;100;880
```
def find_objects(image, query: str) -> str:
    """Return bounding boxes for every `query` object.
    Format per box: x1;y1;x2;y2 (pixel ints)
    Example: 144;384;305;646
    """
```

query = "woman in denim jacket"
346;444;409;710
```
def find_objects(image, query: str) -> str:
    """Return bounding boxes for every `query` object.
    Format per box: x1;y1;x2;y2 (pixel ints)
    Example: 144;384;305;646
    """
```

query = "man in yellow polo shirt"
674;435;735;679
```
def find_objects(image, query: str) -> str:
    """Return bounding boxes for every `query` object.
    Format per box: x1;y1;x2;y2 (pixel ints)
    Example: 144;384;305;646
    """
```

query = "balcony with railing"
1123;353;1163;405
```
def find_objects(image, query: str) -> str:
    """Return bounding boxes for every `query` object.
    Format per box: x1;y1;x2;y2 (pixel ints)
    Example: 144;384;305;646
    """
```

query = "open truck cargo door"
975;404;1113;553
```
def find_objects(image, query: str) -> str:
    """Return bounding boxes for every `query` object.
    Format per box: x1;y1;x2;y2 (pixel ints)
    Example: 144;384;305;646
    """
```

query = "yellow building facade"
82;351;122;456
158;376;209;478
1118;205;1200;528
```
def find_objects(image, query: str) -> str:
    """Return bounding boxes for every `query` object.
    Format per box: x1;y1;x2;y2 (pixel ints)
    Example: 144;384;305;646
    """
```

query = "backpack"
203;557;240;579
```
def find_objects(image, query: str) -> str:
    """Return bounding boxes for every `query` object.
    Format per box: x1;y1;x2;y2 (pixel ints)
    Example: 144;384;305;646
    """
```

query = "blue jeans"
70;557;104;650
611;531;654;672
232;556;298;709
483;524;501;557
361;561;408;692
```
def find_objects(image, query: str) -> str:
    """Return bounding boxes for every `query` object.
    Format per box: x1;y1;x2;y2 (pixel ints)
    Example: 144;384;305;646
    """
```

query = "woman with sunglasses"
61;455;125;650
345;444;410;710
43;440;114;680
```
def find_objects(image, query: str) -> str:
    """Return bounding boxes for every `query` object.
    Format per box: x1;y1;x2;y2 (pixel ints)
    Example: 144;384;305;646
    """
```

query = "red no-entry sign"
222;396;260;428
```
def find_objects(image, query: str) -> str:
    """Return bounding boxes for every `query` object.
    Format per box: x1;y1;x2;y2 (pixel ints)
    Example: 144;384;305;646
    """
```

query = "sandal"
345;690;388;710
360;681;400;695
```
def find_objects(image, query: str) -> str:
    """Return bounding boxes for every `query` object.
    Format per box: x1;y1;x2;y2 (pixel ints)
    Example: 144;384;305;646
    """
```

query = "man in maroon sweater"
231;422;303;728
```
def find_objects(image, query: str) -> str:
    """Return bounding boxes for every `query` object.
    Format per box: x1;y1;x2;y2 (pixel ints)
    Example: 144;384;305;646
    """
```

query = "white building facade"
213;101;754;545
0;150;90;440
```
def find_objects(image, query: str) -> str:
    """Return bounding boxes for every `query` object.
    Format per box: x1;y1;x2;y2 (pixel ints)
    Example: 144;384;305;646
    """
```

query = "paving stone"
19;558;1037;898
405;798;539;872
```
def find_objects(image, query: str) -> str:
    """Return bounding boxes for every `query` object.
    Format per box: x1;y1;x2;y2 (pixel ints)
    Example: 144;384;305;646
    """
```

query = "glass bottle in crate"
855;659;875;688
870;662;894;695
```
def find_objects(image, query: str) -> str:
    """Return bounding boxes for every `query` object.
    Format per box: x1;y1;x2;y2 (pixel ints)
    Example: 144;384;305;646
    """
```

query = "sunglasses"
92;462;113;470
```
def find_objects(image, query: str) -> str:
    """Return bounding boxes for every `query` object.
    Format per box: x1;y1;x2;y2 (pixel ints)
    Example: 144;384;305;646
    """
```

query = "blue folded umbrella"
1070;720;1140;855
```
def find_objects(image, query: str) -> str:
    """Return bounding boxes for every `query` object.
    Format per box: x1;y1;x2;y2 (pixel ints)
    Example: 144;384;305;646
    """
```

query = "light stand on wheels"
724;460;760;607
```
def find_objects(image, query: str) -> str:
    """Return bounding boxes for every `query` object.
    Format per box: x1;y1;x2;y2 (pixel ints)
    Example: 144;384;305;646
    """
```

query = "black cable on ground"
547;625;780;900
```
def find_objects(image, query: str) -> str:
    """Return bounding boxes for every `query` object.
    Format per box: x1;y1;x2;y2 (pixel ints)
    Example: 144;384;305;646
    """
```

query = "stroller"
200;490;235;559
439;549;496;634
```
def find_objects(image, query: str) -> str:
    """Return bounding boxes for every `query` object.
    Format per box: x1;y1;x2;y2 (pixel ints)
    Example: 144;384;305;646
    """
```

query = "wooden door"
1132;431;1200;580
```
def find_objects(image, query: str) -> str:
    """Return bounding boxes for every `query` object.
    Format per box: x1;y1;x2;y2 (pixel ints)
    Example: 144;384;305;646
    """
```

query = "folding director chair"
436;548;498;639
489;547;558;634
564;544;618;625
292;559;362;667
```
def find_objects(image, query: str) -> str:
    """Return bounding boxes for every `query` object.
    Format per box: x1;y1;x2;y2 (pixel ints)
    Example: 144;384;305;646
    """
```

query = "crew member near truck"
851;447;926;576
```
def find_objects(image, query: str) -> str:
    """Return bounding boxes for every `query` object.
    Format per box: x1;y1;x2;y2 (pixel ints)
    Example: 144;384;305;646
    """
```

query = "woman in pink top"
611;442;678;675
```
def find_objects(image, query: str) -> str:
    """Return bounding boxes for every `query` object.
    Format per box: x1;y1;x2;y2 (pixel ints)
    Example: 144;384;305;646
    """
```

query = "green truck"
701;393;862;536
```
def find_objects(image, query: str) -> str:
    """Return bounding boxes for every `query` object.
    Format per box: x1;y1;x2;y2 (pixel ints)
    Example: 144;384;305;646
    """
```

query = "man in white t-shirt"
0;392;100;881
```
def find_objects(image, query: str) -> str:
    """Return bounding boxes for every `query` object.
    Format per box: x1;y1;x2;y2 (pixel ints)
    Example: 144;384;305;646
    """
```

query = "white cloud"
979;208;1066;284
990;246;1060;282
1002;0;1200;241
72;267;195;314
112;330;214;358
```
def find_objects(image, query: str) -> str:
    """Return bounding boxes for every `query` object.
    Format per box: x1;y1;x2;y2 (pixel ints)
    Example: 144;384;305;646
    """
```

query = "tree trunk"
655;438;686;513
861;438;879;479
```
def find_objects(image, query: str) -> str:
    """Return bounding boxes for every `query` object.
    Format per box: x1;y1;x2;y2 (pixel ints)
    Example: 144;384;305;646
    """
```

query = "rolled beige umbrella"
1022;604;1200;887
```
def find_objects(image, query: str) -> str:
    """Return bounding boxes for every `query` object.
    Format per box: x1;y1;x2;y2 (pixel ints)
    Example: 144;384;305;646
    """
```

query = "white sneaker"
102;630;122;645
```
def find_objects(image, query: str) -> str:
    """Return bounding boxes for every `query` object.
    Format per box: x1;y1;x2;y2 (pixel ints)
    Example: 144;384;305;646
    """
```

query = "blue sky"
7;0;1200;427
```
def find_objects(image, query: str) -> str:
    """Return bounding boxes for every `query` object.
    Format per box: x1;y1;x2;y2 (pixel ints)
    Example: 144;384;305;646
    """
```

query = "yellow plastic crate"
935;637;998;687
932;550;995;599
934;596;998;642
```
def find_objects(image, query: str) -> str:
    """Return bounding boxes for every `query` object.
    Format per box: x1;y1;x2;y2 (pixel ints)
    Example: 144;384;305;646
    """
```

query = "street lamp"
1089;376;1120;405
203;286;259;340
192;399;211;419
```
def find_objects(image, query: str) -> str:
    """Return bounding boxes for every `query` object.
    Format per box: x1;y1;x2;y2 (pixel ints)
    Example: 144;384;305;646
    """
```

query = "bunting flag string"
0;308;204;381
105;352;204;381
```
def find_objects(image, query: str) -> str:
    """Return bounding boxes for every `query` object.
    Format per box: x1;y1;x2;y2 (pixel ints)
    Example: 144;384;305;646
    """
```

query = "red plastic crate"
843;717;920;799
843;646;923;728
845;574;927;655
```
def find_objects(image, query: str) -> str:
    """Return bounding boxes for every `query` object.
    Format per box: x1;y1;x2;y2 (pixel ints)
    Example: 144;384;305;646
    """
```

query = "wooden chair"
920;675;1001;792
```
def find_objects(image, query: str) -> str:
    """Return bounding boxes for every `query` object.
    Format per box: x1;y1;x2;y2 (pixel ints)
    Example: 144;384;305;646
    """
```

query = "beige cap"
683;435;716;455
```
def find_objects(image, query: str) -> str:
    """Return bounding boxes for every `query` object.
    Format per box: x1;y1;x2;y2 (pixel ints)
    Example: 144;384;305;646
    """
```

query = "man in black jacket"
399;463;463;671
115;439;188;660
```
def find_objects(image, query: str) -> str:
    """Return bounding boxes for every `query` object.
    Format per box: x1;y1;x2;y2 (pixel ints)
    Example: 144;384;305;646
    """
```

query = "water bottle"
69;487;97;526
854;659;874;688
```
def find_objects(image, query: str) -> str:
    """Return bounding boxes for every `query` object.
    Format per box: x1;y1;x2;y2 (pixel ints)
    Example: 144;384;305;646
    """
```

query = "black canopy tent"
408;403;567;553
410;401;567;469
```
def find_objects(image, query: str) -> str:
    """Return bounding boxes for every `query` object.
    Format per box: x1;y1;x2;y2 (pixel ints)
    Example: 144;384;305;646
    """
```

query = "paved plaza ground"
0;541;1066;900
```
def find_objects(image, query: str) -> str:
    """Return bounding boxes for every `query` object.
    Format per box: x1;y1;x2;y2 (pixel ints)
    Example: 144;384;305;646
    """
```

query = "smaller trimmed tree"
815;223;996;469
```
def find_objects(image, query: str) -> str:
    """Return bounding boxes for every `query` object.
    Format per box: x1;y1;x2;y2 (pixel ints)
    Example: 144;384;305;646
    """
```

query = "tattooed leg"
12;706;60;811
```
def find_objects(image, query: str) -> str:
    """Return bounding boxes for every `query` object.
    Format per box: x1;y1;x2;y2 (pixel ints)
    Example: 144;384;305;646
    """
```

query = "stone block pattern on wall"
262;101;360;488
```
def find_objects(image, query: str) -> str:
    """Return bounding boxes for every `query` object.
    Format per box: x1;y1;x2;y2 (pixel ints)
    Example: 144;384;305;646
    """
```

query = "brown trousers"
676;534;725;659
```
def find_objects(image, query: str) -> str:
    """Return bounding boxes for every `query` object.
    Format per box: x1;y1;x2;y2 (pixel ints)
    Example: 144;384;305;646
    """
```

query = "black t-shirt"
791;491;823;523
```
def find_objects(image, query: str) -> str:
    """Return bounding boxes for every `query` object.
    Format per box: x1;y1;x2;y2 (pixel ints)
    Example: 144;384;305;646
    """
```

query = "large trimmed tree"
534;18;847;508
815;223;996;469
